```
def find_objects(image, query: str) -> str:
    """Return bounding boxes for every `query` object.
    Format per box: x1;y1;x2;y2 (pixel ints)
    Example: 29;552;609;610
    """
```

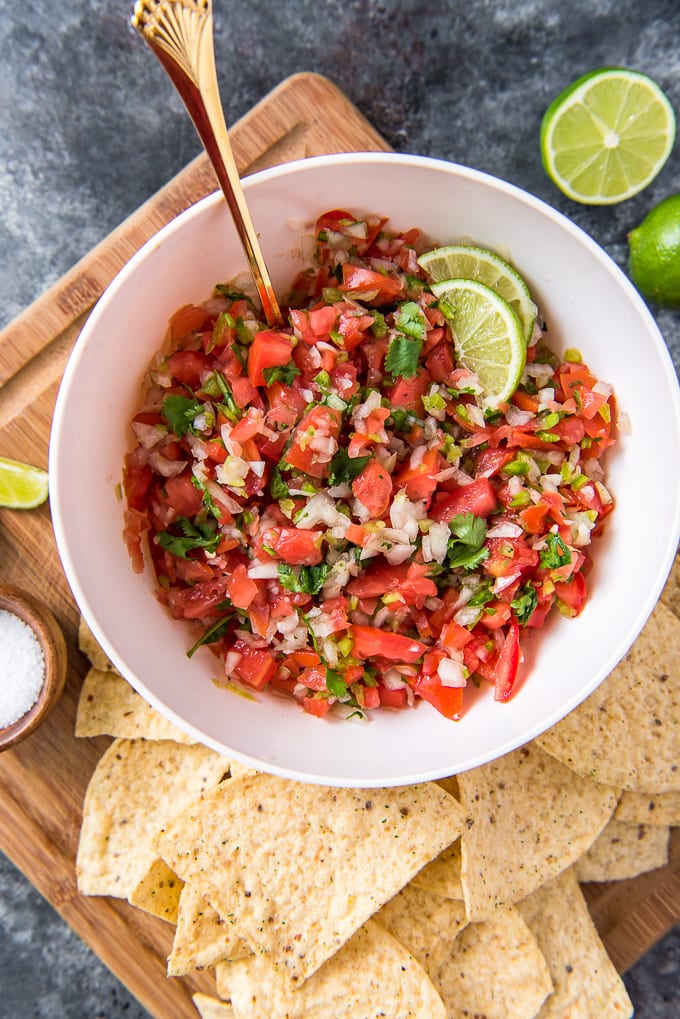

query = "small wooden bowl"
0;582;68;752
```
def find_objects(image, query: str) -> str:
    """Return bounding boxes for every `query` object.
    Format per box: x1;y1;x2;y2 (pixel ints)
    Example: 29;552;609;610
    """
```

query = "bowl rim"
49;150;680;785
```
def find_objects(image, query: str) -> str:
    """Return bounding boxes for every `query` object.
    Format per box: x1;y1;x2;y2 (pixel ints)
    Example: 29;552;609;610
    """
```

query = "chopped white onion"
224;651;243;675
437;656;467;688
132;421;165;449
247;562;280;579
486;521;523;539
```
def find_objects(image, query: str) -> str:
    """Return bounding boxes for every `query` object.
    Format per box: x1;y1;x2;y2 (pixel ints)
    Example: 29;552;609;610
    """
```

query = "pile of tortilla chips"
74;558;680;1019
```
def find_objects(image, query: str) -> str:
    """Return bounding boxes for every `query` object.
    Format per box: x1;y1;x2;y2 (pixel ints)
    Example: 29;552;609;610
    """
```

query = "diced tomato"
480;601;512;630
230;375;259;408
518;502;550;535
340;264;404;304
350;625;427;663
169;303;209;341
484;536;538;579
362;686;381;709
248;330;295;387
232;642;277;691
425;342;454;382
387;368;432;414
412;658;464;720
167;577;230;620
290;306;338;344
302;695;332;717
439;620;474;650
491;619;520;702
430;478;498;522
123;458;153;511
394;446;442;501
337;307;375;351
163;471;204;518
285;405;343;478
168;349;211;387
347;562;437;606
226;564;259;609
474;448;513;479
378;684;409;709
554;572;587;616
351;459;393;517
229;408;265;444
259;527;322;566
298;665;328;691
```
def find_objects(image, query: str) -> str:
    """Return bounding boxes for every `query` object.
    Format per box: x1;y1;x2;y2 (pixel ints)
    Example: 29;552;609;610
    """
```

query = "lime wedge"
418;244;537;344
431;279;526;407
541;67;676;205
0;456;49;509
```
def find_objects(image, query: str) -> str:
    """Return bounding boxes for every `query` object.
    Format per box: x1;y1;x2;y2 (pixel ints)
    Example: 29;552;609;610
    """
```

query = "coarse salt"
0;609;45;728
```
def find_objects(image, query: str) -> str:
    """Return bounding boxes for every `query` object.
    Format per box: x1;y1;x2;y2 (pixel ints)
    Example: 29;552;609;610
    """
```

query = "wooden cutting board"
0;72;677;1018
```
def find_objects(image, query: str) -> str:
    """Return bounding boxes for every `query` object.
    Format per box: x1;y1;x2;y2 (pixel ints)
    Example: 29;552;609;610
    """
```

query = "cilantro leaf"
214;284;258;312
269;464;290;499
446;512;489;571
385;334;422;379
157;517;221;559
328;448;372;486
384;301;427;378
162;395;203;437
468;581;495;606
539;532;572;570
511;585;538;625
394;301;427;341
263;364;301;386
388;407;416;432
278;563;331;595
325;668;349;699
213;371;240;423
187;613;233;658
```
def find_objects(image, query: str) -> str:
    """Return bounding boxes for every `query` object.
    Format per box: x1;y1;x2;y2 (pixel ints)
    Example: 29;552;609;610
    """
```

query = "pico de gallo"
123;209;617;721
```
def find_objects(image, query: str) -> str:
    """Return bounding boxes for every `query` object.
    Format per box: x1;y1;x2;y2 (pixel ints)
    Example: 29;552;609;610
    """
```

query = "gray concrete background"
1;0;679;1016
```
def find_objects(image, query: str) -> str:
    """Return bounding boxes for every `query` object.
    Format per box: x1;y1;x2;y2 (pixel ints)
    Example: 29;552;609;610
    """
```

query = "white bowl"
50;152;680;787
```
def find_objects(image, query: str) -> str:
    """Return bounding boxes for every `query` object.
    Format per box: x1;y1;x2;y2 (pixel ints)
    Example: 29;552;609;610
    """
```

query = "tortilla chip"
375;882;468;975
615;790;680;826
536;602;680;792
76;738;231;897
217;919;447;1019
411;840;463;899
168;881;251;976
76;668;196;743
459;743;617;920
518;869;633;1017
157;773;467;982
192;994;235;1019
78;616;116;671
573;819;670;882
128;858;184;923
431;906;553;1019
660;552;680;619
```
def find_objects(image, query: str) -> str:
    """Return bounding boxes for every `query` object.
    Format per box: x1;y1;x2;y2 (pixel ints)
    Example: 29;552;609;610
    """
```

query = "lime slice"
0;456;49;509
431;279;526;407
418;244;537;344
541;67;676;205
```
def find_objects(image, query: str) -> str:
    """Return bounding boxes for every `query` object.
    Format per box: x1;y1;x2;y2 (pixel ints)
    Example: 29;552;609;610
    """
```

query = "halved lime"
0;456;49;509
541;67;676;205
418;244;537;343
431;279;526;407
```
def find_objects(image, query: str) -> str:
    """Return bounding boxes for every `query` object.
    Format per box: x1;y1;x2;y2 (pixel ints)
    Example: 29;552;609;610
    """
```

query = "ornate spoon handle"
131;0;284;327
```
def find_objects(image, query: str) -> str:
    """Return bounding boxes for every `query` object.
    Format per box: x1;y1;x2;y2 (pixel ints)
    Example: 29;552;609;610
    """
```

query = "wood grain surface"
0;72;676;1017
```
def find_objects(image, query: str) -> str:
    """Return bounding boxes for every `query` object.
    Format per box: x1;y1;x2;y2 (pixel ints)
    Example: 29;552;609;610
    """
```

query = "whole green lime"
628;194;680;309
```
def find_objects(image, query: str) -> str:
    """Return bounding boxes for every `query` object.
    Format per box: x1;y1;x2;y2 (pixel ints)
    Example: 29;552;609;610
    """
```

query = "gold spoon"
131;0;284;327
